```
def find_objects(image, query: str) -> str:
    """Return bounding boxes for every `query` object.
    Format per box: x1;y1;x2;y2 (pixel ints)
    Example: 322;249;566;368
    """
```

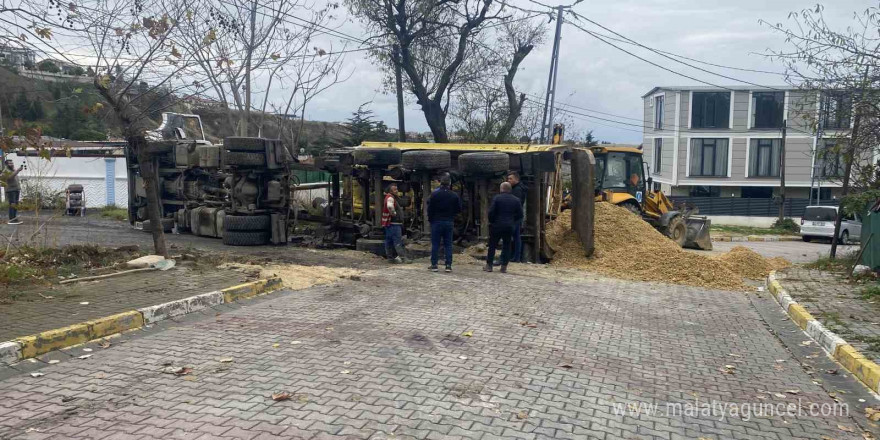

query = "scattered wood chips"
547;203;790;291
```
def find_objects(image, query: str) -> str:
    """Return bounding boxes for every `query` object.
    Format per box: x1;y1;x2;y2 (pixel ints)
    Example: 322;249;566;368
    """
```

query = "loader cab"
592;147;646;203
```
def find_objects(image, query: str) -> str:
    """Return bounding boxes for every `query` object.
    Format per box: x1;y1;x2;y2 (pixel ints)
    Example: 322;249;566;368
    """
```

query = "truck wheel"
619;201;641;215
353;148;402;167
402;150;451;171
664;216;687;247
224;214;271;231
223;230;269;246
457;152;509;176
841;230;849;245
802;236;811;242
225;137;267;152
141;218;174;233
225;151;265;167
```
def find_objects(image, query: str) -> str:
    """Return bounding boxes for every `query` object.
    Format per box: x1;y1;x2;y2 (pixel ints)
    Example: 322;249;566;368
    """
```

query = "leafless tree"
347;0;511;142
765;4;880;258
75;0;206;256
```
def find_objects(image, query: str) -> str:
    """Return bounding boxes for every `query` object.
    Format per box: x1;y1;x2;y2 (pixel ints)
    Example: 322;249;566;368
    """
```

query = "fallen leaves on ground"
99;340;111;349
866;407;880;422
516;410;528;419
271;392;291;401
162;366;192;376
462;331;473;337
839;424;855;433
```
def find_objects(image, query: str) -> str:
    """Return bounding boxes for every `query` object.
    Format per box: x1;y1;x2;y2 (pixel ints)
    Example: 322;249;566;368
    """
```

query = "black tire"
619;201;641;215
353;148;402;167
225;137;267;152
224;214;271;231
223;230;269;246
457;152;509;176
402;150;451;171
664;216;687;247
802;236;811;242
841;230;849;245
225;151;265;167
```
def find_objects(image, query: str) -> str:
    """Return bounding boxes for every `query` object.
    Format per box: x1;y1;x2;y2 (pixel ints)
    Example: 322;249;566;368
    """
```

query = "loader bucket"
684;217;713;250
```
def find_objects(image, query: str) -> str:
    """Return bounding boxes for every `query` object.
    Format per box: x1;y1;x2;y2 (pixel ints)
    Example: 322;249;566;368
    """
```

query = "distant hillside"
0;66;350;152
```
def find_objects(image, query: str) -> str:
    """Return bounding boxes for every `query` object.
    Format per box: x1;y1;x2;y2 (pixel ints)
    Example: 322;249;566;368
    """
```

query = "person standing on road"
484;182;523;273
382;181;408;264
1;159;24;225
427;173;462;273
507;171;528;263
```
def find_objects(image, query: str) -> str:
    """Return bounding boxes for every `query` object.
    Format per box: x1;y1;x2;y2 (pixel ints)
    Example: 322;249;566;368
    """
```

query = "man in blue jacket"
484;182;523;273
427;173;462;272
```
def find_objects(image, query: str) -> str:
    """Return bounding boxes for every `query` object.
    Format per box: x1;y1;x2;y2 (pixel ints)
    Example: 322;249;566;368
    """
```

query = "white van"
800;205;861;243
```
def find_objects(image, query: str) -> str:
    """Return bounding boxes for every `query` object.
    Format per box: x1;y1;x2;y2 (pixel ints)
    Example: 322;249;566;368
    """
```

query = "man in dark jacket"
484;182;523;273
427;173;462;272
507;172;527;262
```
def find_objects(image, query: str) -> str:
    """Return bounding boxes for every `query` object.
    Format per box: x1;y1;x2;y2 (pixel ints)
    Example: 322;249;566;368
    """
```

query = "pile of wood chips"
547;203;790;291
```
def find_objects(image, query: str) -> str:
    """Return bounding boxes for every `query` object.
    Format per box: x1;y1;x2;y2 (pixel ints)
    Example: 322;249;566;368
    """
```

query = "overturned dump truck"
126;113;292;246
305;142;570;262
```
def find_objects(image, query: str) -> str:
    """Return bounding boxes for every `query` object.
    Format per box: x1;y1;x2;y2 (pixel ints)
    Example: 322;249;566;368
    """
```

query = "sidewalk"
0;263;254;341
777;267;880;364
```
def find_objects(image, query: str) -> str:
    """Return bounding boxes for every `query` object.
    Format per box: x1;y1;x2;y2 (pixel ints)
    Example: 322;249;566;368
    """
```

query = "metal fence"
668;197;838;217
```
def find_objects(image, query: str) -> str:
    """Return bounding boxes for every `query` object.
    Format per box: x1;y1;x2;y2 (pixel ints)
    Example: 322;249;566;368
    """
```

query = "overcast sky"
295;0;870;144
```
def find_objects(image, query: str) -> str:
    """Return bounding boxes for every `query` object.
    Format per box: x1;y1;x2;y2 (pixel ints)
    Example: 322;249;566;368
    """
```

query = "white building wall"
4;154;128;208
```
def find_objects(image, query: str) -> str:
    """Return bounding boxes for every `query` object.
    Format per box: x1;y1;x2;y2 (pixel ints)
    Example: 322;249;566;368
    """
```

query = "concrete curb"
713;235;801;242
1;277;282;365
767;271;880;394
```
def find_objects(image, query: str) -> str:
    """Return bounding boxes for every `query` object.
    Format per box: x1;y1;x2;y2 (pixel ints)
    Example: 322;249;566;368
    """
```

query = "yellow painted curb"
222;277;283;303
787;303;814;330
87;311;145;340
769;280;783;295
16;323;92;359
835;344;880;393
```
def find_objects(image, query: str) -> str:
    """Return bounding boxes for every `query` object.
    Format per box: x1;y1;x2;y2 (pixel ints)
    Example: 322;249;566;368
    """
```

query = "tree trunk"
495;44;533;143
133;136;169;257
422;103;448;143
94;77;168;257
831;106;862;259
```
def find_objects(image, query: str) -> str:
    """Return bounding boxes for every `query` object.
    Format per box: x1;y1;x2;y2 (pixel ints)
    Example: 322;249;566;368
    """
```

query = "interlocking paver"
0;263;869;439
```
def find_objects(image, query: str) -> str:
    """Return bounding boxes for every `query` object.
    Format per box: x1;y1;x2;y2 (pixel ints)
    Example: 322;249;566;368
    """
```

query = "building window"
742;187;773;198
752;91;785;129
653;138;662;172
654;95;664;130
689;138;729;177
691;92;730;129
748;139;781;177
689;186;721;197
817;139;845;178
821;92;852;130
810;187;833;201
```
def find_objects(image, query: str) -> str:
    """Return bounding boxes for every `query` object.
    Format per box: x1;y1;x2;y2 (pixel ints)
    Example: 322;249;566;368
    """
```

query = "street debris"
77;355;92;360
99;340;111;349
219;358;233;363
720;365;736;374
516;410;528;419
774;393;786;399
340;370;351;374
82;348;92;352
867;407;880;422
462;331;473;337
801;340;813;346
271;392;292;401
458;355;468;360
29;372;44;378
546;205;789;290
47;360;60;364
839;424;855;433
291;340;302;345
272;343;280;348
558;364;573;369
79;302;89;305
162;366;193;376
785;389;800;395
220;262;362;291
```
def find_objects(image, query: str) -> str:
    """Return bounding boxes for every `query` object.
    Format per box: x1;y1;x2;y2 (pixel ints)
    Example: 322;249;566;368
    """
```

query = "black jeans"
7;190;19;220
487;224;514;267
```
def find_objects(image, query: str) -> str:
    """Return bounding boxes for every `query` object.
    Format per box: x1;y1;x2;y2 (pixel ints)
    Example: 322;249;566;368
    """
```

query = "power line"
565;10;783;91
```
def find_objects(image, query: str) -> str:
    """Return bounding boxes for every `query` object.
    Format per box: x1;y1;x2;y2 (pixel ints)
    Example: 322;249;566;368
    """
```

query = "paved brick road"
0;262;867;439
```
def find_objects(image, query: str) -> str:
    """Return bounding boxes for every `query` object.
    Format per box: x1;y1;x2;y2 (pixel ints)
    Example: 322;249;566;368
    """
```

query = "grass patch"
860;285;880;300
0;244;144;296
710;224;799;236
805;251;859;271
99;205;128;221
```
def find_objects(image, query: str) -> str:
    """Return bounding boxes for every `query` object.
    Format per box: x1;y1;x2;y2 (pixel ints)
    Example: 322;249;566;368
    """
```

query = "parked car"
800;205;861;244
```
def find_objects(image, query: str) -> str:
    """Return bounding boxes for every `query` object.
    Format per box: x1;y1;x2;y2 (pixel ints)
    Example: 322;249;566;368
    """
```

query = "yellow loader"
589;145;712;250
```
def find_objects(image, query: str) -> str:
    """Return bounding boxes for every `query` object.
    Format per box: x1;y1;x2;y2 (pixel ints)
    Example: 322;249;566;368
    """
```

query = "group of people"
381;171;528;273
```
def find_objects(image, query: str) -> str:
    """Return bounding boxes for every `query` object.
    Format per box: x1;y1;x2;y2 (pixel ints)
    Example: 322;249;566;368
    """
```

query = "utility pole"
392;44;406;142
540;6;564;144
778;120;787;222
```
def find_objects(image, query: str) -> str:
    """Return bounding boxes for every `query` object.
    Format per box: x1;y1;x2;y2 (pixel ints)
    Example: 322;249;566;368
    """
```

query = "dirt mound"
713;246;790;280
219;263;361;290
548;203;789;291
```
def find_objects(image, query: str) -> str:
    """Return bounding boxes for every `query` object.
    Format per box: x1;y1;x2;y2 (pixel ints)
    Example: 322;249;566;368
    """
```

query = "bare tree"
346;0;508;142
77;0;206;256
765;4;880;258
